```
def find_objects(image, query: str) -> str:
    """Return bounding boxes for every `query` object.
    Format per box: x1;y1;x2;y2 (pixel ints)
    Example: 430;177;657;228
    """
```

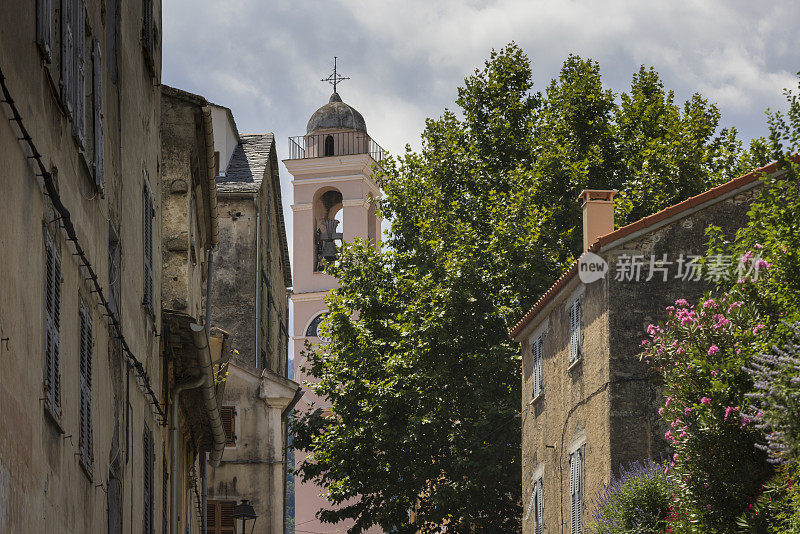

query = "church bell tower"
283;60;384;533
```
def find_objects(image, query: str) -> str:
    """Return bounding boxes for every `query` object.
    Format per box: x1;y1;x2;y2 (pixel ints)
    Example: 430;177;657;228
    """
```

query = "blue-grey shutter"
92;38;104;191
36;0;53;62
532;336;543;397
60;0;74;115
44;227;62;419
576;449;583;533
72;0;86;148
142;0;155;71
143;425;154;534
570;452;578;534
79;300;93;473
142;177;154;315
569;300;582;363
536;477;544;534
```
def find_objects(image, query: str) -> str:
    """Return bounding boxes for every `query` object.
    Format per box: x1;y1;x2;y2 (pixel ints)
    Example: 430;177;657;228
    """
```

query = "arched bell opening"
312;188;343;272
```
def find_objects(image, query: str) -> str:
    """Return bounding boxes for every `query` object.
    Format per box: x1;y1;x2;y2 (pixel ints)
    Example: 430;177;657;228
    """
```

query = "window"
531;334;544;399
143;424;154;534
207;500;236;534
142;176;154;316
220;406;236;447
43;226;62;421
78;299;93;475
568;299;582;365
324;134;334;156
306;313;325;338
525;476;544;534
108;223;121;320
570;449;583;534
36;0;53;62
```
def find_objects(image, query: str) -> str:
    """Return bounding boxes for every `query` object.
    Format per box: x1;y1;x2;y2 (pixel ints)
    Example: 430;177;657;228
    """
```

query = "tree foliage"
291;43;756;533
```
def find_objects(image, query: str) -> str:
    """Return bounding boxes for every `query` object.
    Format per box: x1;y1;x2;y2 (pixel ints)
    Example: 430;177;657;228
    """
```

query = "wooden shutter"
535;477;544;534
142;177;154;315
220;406;236;446
532;335;543;398
60;0;74;115
72;0;86;148
576;449;583;533
108;224;121;320
569;452;577;534
569;300;582;363
208;500;236;534
92;38;104;191
79;300;93;473
143;425;154;534
142;0;155;73
43;227;62;419
36;0;53;62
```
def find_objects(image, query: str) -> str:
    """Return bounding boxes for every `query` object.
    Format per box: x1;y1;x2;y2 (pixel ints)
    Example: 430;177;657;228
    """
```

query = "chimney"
579;189;618;251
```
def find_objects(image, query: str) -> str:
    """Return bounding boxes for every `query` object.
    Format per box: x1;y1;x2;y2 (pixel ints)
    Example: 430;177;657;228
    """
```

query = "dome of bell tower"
306;92;367;134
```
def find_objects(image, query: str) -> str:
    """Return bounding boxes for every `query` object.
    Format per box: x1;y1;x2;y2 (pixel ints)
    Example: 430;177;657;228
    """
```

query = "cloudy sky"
163;0;798;265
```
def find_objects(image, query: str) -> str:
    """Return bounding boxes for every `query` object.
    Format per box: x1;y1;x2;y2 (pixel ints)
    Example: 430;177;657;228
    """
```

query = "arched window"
306;313;327;338
324;135;334;157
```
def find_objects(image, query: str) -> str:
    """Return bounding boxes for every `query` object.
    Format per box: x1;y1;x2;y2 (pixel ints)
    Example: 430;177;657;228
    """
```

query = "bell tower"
283;61;384;533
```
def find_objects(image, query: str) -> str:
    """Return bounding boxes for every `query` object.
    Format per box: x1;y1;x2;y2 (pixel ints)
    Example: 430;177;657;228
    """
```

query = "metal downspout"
254;206;261;366
202;246;215;534
171;374;204;534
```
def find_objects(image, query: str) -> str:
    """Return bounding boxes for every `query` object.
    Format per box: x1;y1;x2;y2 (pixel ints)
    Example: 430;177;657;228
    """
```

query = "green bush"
590;460;675;534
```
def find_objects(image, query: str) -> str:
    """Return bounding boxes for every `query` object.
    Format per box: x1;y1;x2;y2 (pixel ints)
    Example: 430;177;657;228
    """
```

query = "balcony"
287;131;386;162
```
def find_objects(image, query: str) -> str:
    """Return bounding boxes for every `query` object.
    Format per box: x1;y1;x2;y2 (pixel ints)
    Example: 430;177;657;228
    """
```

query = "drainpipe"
202;246;215;534
171;374;204;534
171;323;226;534
254;205;261;366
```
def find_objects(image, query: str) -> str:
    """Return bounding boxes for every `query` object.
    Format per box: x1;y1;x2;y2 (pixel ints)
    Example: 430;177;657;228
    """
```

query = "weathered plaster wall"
0;1;166;532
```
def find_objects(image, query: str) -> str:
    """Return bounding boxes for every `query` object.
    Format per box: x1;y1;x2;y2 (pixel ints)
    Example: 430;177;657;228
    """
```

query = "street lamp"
232;499;258;534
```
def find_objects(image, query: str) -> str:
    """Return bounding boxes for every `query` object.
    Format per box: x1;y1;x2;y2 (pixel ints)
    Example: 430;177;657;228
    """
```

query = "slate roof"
217;134;274;191
216;134;292;287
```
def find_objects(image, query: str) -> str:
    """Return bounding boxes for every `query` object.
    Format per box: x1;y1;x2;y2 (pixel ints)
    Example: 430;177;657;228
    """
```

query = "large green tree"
291;44;756;533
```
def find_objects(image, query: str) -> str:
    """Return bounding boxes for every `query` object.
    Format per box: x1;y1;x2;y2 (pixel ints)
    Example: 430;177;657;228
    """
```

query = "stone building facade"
0;1;228;531
510;164;778;534
0;0;166;532
205;111;299;533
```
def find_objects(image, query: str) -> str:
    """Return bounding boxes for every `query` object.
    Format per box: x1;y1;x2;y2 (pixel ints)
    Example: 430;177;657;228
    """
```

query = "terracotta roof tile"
508;160;783;339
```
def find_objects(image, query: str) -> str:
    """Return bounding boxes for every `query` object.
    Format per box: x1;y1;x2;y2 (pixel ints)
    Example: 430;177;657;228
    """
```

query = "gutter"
281;387;304;419
190;322;226;466
170;373;204;534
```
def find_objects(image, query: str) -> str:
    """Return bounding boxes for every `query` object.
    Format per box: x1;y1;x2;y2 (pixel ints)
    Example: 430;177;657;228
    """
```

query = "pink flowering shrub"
641;292;773;532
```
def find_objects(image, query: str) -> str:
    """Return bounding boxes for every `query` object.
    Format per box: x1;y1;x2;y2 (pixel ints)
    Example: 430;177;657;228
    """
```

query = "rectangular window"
43;226;62;421
570;449;583;534
214;151;220;177
36;0;53;62
568;299;582;364
108;223;121;320
525;476;544;534
220;406;236;447
531;334;543;399
143;424;154;534
142;176;154;316
78;299;93;475
207;500;236;534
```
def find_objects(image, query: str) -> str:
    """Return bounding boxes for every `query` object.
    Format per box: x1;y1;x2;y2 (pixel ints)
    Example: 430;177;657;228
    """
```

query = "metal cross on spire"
321;57;349;94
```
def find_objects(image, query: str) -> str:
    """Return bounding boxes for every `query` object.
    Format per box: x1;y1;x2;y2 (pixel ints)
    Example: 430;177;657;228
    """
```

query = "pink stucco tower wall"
283;91;383;534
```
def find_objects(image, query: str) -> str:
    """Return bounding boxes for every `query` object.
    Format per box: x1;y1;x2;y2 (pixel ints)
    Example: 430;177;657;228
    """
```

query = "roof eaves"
508;159;783;340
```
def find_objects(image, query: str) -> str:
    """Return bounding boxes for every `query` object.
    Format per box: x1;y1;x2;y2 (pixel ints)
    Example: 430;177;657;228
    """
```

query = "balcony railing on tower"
288;131;386;162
